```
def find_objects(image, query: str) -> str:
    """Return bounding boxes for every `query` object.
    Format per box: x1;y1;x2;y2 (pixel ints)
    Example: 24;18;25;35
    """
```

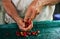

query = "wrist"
32;0;44;13
14;16;22;23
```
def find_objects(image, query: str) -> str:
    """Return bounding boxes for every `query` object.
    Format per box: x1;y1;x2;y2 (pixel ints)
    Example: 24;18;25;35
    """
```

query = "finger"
21;24;33;31
26;23;33;31
18;25;25;31
29;10;37;21
24;8;32;22
20;21;25;28
24;21;33;31
18;21;33;31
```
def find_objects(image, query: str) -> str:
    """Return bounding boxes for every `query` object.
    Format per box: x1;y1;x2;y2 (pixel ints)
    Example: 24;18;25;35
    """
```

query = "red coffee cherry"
31;32;37;35
31;31;40;36
26;32;31;35
23;32;28;37
20;32;28;37
25;20;31;28
16;31;20;36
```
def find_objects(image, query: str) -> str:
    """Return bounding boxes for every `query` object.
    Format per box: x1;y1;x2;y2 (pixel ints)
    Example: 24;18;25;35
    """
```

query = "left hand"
23;0;44;31
24;0;43;31
24;0;59;31
24;0;44;22
24;0;60;22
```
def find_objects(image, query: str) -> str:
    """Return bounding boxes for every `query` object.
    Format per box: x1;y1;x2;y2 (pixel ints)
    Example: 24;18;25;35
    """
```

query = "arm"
2;0;21;22
24;0;60;21
40;0;60;5
2;0;25;31
31;0;60;13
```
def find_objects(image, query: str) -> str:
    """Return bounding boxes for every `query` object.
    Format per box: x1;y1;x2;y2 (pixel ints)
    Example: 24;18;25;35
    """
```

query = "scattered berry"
25;18;31;28
31;32;37;35
26;32;31;35
16;31;20;36
23;32;28;37
16;30;40;37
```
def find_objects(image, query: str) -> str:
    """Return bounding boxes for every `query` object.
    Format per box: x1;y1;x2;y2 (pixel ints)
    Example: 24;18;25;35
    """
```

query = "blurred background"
0;0;5;24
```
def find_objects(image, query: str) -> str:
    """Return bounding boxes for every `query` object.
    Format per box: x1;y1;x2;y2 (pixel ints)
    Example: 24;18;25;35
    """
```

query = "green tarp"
0;21;60;39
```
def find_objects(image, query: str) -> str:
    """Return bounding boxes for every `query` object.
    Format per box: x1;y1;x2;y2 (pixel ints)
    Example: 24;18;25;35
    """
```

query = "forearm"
42;0;60;5
34;0;60;5
2;0;21;23
30;0;60;13
34;0;60;7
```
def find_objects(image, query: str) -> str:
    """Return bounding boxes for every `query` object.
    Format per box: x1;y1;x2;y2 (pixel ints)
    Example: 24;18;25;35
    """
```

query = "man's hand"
23;0;44;31
23;21;33;31
24;0;60;31
17;18;33;31
24;0;44;22
24;0;60;22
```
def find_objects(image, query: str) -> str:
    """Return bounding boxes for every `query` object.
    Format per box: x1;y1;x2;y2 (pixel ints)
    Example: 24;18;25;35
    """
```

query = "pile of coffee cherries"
16;30;40;37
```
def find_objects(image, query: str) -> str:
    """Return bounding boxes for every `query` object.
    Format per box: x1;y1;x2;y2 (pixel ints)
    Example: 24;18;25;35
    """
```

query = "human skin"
2;0;60;31
24;0;60;22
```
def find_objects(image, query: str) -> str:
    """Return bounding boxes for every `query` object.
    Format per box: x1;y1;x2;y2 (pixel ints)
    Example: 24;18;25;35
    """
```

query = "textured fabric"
5;0;55;23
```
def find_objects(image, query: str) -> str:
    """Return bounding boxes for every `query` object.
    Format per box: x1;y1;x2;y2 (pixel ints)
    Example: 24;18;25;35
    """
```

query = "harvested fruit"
31;32;37;35
26;32;31;35
16;31;20;36
20;32;28;37
23;32;28;37
31;31;40;35
16;30;40;37
25;19;31;28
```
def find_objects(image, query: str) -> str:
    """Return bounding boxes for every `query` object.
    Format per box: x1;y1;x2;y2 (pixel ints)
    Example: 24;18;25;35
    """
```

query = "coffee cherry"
16;31;20;36
25;21;31;28
25;22;29;28
31;32;37;35
23;32;28;37
25;18;31;28
26;32;31;35
31;31;40;36
20;32;28;37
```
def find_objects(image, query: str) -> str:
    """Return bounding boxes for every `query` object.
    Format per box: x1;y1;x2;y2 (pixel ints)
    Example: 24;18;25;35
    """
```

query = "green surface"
0;21;60;39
